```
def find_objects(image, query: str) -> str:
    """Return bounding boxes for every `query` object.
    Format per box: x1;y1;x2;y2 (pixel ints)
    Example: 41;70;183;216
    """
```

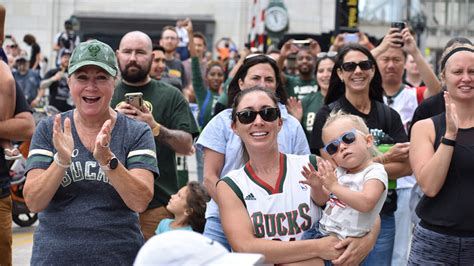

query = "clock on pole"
265;0;289;46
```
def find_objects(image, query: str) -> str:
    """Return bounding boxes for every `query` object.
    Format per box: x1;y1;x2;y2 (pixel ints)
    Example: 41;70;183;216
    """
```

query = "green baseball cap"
68;39;118;76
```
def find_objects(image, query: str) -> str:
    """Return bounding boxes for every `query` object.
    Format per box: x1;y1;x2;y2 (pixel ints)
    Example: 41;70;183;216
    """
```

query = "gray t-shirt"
26;111;159;265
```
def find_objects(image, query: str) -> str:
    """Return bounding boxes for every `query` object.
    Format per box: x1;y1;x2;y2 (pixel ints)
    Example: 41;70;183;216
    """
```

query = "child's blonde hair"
323;110;380;157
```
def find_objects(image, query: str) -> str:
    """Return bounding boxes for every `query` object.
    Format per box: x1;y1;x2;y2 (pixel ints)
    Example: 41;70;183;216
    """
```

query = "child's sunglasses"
341;60;373;72
234;107;280;124
323;129;357;156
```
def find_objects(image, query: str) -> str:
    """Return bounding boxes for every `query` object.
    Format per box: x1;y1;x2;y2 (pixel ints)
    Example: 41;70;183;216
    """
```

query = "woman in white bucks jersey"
217;87;379;265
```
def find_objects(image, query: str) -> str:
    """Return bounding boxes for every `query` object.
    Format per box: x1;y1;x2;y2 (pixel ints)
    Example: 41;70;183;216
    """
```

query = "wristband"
152;123;161;137
441;137;456;147
54;153;71;168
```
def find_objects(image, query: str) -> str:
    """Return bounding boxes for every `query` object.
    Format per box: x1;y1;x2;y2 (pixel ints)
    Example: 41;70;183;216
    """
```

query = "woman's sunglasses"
317;51;338;59
235;107;280;124
341;60;373;72
323;129;358;156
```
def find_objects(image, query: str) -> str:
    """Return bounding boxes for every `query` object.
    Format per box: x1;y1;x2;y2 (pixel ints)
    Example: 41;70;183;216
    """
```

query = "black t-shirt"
409;90;445;139
0;84;31;194
43;68;74;112
310;95;408;154
29;43;41;70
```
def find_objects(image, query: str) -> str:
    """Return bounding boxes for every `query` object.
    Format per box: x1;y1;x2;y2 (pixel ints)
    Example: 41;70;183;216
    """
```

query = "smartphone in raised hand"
391;21;405;47
124;92;143;110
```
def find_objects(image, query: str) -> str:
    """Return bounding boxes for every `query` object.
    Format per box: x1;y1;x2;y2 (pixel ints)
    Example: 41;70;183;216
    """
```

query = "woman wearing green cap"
23;39;158;265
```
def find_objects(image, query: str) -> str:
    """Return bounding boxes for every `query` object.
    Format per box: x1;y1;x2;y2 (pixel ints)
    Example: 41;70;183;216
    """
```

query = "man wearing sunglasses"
371;26;442;266
278;39;320;100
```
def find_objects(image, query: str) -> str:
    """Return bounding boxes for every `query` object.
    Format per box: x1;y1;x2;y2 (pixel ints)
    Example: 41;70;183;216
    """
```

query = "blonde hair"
323;110;380;157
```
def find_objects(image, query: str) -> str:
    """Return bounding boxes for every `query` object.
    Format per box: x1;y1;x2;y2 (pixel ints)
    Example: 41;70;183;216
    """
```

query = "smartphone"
391;21;405;47
344;33;359;43
391;21;405;31
124;92;143;110
293;40;311;46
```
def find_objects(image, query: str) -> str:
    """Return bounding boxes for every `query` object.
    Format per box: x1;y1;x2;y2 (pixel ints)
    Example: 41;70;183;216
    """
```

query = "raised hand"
444;91;458;139
308;39;321;57
317;159;338;191
300;162;323;189
52;115;74;163
182;18;193;34
280;39;298;58
286;97;303;121
93;119;113;165
401;28;417;55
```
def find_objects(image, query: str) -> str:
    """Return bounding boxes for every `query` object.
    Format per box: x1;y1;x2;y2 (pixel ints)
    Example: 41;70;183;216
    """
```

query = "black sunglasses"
235;107;280;124
323;129;357;156
341;60;373;72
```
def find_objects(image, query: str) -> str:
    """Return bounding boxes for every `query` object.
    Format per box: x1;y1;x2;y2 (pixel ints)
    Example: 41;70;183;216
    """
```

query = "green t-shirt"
301;91;324;141
285;74;318;100
111;80;199;208
191;57;220;129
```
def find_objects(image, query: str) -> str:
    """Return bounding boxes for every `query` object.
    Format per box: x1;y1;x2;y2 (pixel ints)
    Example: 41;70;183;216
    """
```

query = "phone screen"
344;33;359;43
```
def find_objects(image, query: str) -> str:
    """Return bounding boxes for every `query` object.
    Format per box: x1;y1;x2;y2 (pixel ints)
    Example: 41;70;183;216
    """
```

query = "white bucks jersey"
222;153;322;241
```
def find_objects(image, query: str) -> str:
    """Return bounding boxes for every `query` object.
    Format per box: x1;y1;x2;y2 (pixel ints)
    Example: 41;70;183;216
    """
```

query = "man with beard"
278;39;320;100
112;31;199;241
159;26;187;90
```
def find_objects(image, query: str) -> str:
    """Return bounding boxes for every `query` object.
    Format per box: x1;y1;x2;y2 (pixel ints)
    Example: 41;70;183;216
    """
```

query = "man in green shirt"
113;31;199;241
278;39;320;99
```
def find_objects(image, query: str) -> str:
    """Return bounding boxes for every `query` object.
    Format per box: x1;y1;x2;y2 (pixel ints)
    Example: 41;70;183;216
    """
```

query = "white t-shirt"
319;163;388;238
383;85;418;189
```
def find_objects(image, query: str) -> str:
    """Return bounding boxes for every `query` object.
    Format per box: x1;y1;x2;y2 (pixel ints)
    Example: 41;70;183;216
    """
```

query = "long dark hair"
227;54;287;108
185;181;210;233
325;43;383;105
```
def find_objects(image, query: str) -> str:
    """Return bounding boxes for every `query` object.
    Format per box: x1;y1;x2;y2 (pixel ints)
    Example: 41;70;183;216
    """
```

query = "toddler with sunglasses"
301;111;387;241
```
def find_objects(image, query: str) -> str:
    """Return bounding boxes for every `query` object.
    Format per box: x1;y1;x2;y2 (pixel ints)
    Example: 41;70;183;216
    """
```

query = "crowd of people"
1;3;473;265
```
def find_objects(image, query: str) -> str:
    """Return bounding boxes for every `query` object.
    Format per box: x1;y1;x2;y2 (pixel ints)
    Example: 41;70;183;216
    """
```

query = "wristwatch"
152;123;161;137
100;154;119;171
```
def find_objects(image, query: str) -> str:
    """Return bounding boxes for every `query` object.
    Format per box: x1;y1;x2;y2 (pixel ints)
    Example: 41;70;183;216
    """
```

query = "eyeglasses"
317;51;338;59
234;107;280;124
323;129;358;156
341;60;373;72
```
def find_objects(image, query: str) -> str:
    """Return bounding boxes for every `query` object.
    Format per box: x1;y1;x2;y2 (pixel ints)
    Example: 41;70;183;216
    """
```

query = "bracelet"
441;136;456;147
380;154;386;165
152;122;161;137
54;153;71;168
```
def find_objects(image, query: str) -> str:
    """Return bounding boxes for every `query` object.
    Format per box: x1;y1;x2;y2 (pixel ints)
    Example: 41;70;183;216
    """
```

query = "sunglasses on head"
235;107;280;124
341;60;373;72
244;53;276;63
317;51;338;59
323;129;358;156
